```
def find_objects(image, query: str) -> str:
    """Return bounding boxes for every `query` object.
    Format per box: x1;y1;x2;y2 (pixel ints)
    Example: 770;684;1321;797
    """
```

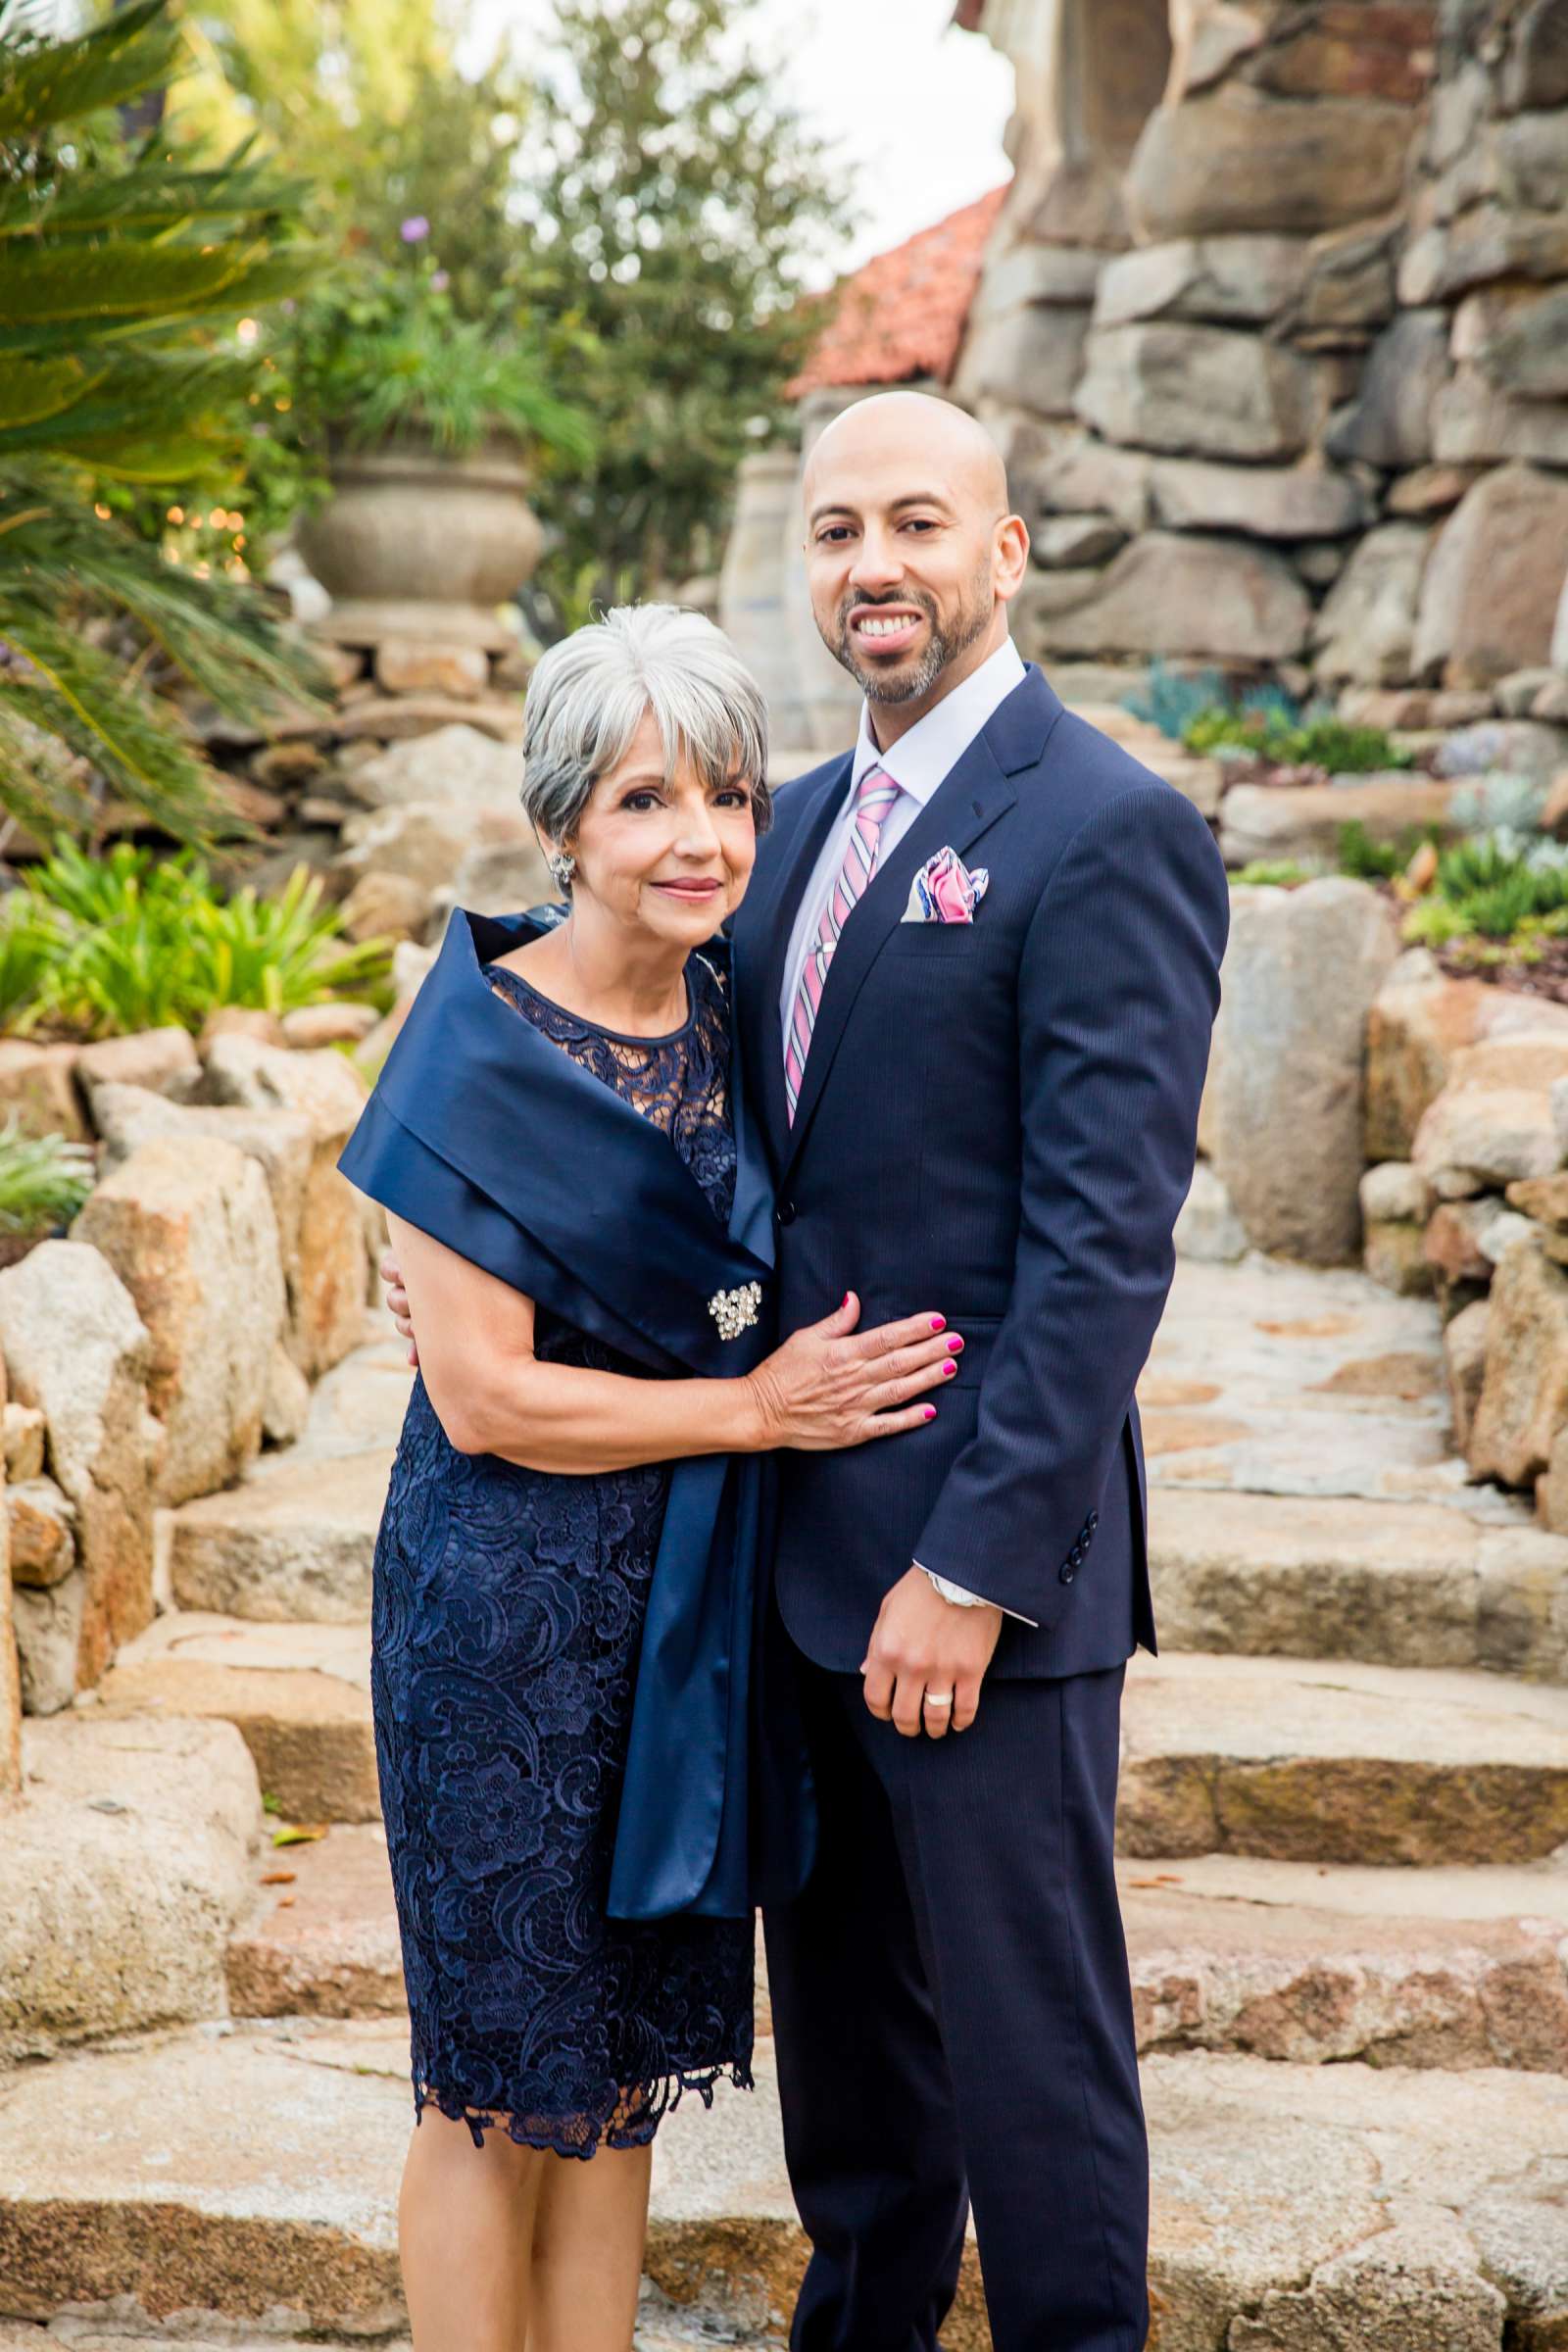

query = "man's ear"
995;514;1031;603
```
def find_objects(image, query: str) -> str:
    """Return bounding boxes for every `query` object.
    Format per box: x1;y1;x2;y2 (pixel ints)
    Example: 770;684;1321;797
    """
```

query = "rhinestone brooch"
709;1280;763;1342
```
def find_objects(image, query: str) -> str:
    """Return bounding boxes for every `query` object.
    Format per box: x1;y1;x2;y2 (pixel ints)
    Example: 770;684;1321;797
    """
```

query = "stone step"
1;2023;1565;2349
165;1449;389;1624
1119;1650;1568;1865
1149;1486;1568;1683
225;1823;404;2021
96;1612;377;1825
1117;1853;1568;2070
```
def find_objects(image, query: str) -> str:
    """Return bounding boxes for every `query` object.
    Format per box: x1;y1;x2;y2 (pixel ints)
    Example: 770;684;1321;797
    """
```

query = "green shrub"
0;1118;95;1239
1121;661;1230;744
8;841;392;1039
1183;705;1412;773
1337;820;1443;883
1401;828;1568;947
1229;858;1313;888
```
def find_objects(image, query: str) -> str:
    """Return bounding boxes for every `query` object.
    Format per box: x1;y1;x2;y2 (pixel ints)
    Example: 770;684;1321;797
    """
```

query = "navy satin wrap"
338;905;814;1922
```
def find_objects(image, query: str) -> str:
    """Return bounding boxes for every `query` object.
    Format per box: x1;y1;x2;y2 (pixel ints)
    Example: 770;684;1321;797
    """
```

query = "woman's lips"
652;879;722;897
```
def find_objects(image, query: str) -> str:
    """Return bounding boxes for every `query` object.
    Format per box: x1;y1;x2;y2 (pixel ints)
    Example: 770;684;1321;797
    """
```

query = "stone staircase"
3;1264;1567;2349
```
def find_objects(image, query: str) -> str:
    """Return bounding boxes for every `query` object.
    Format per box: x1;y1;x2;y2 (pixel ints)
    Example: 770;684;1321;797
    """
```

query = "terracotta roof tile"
788;183;1009;397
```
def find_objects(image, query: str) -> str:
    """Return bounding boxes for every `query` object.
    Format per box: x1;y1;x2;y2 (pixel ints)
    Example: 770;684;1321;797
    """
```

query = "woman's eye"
623;791;661;811
715;789;749;808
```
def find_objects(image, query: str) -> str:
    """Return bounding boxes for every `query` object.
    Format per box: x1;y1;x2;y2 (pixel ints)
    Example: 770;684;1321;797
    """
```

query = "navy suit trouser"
762;1653;1149;2352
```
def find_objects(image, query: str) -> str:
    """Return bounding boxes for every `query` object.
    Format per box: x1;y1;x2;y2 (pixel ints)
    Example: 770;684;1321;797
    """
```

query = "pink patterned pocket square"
903;846;991;924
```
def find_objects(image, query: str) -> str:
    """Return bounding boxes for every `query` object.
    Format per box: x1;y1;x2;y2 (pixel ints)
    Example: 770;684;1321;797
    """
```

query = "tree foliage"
0;0;324;846
519;0;848;621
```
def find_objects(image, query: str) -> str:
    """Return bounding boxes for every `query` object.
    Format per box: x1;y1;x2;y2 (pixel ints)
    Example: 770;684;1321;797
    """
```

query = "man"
385;392;1228;2350
731;393;1226;2352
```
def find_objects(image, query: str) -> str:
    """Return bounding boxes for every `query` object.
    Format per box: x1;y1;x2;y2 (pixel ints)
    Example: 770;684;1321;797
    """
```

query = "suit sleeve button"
1058;1563;1076;1583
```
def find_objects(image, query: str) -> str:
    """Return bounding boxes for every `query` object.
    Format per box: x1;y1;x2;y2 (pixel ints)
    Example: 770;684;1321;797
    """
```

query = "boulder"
73;1137;286;1507
263;1343;312;1446
1312;524;1434;686
1413;1087;1564;1200
330;692;523;745
1075;324;1317;463
1143;457;1370;540
0;1040;87;1145
1473;285;1568;403
1324;311;1450;472
1126;85;1411;238
448;833;556;919
336;869;434;944
1359;1160;1433;1225
0;1357;16;1801
1174;1162;1249;1262
1412;464;1568;689
1368;957;1568;1159
1432;369;1568;469
1362;1219;1431;1296
0;1712;261;2061
952;298;1090;417
1093;237;1311;329
279;1004;380;1050
1015;534;1311;665
1246;6;1438;104
1298;219;1400;335
372;639;490;699
1386;463;1487;516
1216;778;1456;870
1400;206;1568;307
1468;1234;1568;1486
1203;880;1400;1262
11;1570;84;1715
203;1039;369;1380
1500;0;1568;109
1032;515;1128;569
1035;436;1153;534
2;1401;44;1483
1495;109;1568;212
1423;1198;1499;1288
7;1476;74;1587
332;800;539;896
0;1241;156;1691
1445;1298;1491;1454
74;1027;200;1099
339;719;523;811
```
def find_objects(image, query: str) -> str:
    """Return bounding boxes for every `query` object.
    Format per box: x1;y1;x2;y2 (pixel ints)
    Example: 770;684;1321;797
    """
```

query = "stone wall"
956;0;1568;703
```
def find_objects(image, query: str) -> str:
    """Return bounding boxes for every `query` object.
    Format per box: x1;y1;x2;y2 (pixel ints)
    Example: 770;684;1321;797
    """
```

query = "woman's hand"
746;1292;960;1451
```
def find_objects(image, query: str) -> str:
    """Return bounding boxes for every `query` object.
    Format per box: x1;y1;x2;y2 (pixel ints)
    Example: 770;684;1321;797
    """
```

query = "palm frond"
0;1;176;143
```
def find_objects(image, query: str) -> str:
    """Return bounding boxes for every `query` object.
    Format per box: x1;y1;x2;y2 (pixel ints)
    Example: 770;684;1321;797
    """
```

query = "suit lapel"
734;755;853;1171
778;731;1017;1178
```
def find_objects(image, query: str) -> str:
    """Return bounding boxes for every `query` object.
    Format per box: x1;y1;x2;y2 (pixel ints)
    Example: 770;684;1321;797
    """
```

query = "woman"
338;605;962;2352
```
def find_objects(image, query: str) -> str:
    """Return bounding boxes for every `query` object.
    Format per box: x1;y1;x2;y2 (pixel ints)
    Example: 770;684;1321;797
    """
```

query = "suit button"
1059;1563;1076;1584
1089;1510;1100;1529
776;1200;797;1227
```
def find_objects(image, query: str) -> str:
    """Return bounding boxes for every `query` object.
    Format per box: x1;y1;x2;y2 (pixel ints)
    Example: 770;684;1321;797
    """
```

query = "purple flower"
430;269;450;291
400;215;430;243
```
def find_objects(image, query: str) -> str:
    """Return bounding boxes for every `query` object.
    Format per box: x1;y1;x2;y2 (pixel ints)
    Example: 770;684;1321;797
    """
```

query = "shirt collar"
850;635;1027;807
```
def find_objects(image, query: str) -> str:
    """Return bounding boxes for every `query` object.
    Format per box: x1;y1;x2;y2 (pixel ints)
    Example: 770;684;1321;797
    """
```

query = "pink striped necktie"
783;764;903;1125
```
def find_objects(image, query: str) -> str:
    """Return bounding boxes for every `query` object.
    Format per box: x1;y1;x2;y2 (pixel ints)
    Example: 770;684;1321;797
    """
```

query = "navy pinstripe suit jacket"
729;662;1230;1681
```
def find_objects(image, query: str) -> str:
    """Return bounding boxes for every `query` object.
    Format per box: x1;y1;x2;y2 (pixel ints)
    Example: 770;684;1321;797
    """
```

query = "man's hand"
379;1250;418;1368
861;1567;1003;1739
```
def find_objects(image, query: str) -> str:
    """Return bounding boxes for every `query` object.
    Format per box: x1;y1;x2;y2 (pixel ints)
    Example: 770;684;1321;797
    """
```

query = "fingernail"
930;1315;946;1332
843;1292;853;1308
923;1403;938;1420
942;1360;956;1377
947;1335;964;1353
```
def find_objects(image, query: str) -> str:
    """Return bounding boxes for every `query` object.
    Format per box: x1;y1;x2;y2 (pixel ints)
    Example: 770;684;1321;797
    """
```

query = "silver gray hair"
520;605;772;857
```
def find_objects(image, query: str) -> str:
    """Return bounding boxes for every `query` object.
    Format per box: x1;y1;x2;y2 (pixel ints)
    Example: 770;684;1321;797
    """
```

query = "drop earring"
547;850;576;891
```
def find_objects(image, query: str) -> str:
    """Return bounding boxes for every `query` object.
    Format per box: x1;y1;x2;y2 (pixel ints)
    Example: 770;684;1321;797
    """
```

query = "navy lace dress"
370;950;755;2156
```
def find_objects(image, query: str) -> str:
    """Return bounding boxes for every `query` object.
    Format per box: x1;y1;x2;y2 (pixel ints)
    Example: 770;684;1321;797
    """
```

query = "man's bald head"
800;391;1030;726
803;392;1010;528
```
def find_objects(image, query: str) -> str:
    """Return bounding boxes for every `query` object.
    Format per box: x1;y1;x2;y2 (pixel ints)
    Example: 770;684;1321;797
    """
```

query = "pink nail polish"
930;1315;946;1332
923;1404;937;1420
942;1360;956;1377
947;1336;964;1354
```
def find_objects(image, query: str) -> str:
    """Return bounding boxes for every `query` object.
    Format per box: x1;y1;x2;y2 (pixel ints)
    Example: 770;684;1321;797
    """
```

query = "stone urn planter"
296;434;545;652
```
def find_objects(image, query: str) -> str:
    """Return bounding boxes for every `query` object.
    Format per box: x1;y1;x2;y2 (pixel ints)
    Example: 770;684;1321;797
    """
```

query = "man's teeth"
858;613;915;638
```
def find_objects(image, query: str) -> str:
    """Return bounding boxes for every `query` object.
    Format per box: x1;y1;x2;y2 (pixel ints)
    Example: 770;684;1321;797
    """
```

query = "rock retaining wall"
956;0;1568;699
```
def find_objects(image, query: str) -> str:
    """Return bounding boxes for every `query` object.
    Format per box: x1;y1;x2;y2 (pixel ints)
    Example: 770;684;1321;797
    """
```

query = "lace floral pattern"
370;950;754;2157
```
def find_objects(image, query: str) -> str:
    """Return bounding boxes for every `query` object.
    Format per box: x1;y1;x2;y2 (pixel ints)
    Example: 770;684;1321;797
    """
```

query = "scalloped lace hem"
412;2058;755;2159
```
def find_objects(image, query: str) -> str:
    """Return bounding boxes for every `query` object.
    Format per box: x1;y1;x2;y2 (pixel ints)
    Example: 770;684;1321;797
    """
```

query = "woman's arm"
388;1212;958;1474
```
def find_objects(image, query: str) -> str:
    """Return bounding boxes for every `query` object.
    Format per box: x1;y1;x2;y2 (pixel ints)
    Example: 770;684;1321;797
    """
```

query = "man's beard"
826;563;995;705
